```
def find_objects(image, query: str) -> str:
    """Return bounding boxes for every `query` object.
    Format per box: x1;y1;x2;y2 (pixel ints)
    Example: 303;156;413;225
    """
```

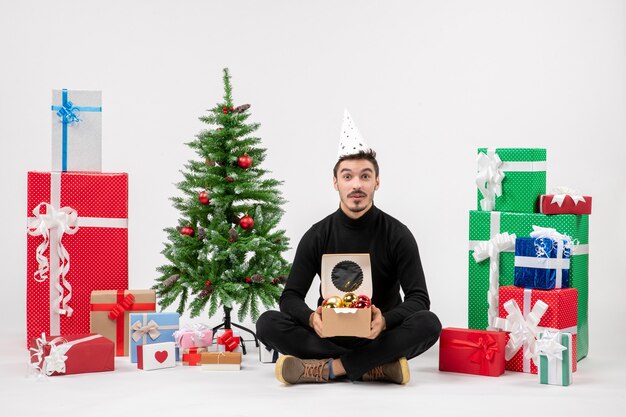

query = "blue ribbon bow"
55;100;81;125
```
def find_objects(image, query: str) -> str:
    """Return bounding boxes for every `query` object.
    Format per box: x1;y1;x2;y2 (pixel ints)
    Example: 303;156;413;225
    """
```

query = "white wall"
1;0;624;353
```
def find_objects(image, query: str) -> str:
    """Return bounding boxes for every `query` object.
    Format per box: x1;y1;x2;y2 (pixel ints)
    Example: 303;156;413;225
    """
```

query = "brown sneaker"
275;356;331;384
362;357;410;384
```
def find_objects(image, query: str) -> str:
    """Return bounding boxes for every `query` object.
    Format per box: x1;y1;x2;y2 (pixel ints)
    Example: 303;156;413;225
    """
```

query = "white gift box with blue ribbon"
51;89;102;172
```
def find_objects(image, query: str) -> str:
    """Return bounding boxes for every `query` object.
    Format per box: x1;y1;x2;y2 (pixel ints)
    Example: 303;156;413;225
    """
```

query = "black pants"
256;309;442;381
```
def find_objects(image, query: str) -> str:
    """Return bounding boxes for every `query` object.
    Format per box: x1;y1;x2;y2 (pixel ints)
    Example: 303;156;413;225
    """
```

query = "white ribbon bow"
472;232;517;329
29;333;70;377
29;333;102;377
43;342;71;376
549;186;586;207
476;149;505;211
27;203;79;317
535;330;567;362
174;323;212;347
530;225;574;254
131;320;161;343
191;323;212;343
494;298;548;363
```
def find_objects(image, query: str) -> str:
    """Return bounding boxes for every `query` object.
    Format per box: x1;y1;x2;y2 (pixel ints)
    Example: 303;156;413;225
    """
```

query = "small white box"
137;342;176;371
51;89;102;172
259;341;280;363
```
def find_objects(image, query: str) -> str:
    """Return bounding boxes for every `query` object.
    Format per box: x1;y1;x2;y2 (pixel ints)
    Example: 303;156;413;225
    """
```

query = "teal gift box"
129;312;180;363
538;331;573;386
468;210;589;361
476;148;546;213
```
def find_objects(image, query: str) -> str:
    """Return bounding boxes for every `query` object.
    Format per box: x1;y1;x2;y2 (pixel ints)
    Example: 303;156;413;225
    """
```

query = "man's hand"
367;305;386;339
309;306;324;337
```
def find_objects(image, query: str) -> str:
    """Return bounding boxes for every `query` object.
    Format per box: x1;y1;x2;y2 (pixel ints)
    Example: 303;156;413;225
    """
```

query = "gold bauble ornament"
323;296;342;308
342;293;358;307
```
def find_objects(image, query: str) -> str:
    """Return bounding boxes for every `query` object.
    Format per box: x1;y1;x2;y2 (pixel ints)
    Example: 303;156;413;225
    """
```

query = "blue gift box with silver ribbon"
514;235;571;290
51;89;102;172
129;312;180;363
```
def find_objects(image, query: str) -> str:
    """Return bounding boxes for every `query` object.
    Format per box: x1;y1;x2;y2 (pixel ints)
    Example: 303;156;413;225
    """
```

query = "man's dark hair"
333;149;379;178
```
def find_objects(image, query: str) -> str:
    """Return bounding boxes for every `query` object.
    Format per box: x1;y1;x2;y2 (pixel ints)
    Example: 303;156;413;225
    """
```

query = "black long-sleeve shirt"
279;205;431;330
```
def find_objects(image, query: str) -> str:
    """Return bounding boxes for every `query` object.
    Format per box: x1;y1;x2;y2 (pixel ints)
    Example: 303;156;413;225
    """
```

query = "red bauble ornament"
245;277;252;284
230;107;234;111
222;106;228;114
224;176;234;183
237;154;253;169
356;295;371;308
198;191;210;205
180;226;194;237
205;279;212;286
239;215;254;230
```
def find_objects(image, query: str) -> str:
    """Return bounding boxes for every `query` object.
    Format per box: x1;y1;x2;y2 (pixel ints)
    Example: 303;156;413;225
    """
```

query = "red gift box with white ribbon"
26;172;128;346
29;333;114;376
495;286;578;374
539;187;592;215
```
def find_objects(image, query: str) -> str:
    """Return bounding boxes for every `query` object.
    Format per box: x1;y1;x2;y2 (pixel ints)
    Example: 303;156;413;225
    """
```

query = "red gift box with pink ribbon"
495;286;578;374
439;328;507;376
29;333;114;376
26;172;128;346
216;329;240;352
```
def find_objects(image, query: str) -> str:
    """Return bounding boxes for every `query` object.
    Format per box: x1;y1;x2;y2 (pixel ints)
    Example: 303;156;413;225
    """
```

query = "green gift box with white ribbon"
476;148;546;213
538;331;573;386
468;210;589;361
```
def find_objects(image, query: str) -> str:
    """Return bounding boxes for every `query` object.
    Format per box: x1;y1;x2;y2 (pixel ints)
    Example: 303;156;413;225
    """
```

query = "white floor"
1;332;624;417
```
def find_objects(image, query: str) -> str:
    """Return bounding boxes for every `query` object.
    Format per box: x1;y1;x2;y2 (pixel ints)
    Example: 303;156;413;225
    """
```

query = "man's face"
333;159;379;219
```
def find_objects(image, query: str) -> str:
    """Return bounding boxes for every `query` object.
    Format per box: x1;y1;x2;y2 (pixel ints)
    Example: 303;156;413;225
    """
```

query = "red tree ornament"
239;215;254;230
224;176;234;183
237;154;253;169
198;191;210;205
180;226;195;237
356;295;371;308
245;277;252;284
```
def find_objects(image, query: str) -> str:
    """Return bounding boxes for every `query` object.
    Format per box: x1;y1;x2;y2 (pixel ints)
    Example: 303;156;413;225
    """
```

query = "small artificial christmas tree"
154;68;290;325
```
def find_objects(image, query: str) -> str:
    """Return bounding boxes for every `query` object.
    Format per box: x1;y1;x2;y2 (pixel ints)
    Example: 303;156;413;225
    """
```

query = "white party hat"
337;109;370;158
